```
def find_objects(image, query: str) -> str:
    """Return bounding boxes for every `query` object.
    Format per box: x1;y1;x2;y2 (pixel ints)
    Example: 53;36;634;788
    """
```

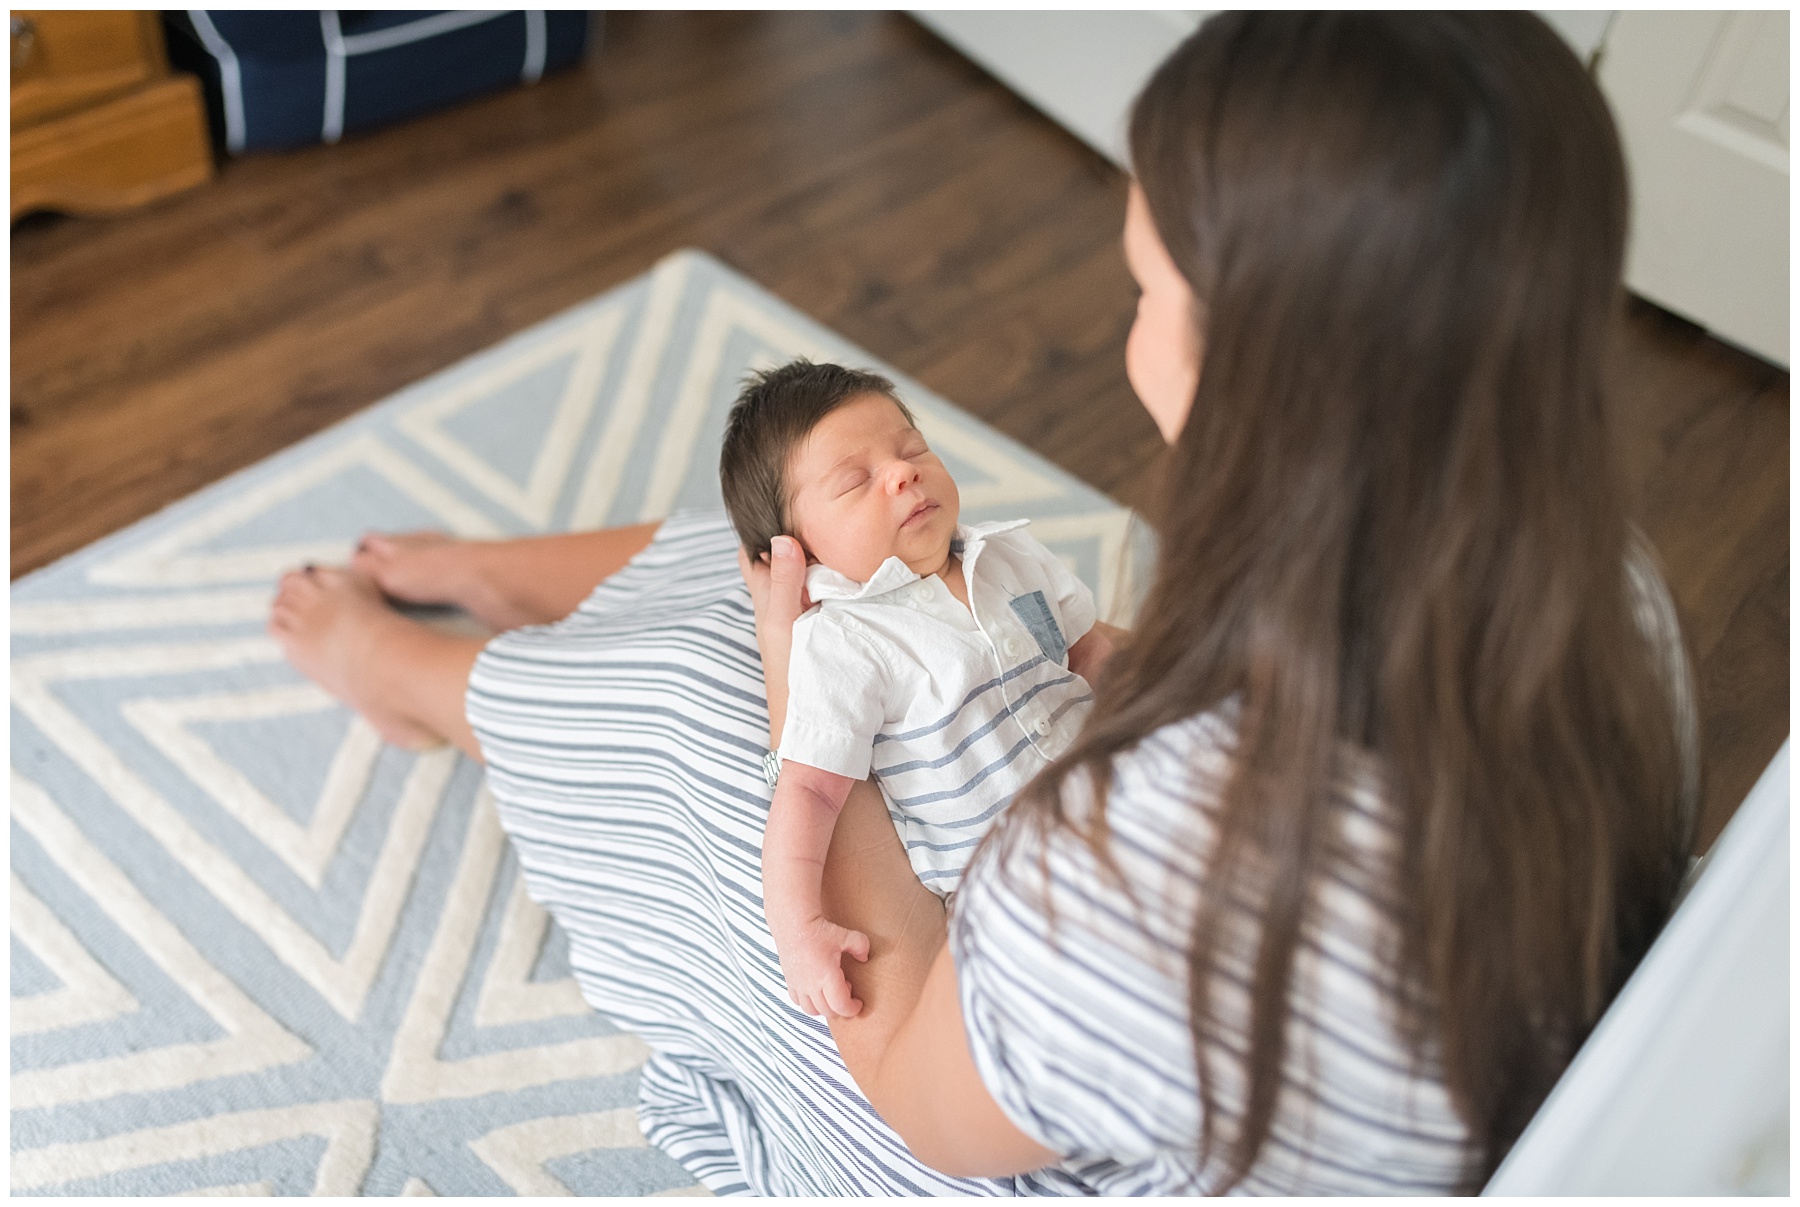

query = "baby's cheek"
939;468;960;514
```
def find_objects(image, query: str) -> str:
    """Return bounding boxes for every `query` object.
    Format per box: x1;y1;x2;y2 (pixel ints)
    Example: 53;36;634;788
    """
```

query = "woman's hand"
1068;621;1129;686
738;536;811;745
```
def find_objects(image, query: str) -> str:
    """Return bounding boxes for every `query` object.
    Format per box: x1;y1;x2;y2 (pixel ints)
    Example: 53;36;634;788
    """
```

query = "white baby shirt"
778;519;1098;898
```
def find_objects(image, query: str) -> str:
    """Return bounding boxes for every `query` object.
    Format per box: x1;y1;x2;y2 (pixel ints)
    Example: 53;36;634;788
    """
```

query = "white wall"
913;11;1613;169
913;9;1786;365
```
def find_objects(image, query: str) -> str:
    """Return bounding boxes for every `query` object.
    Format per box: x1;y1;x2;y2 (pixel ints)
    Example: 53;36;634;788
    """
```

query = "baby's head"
721;360;961;584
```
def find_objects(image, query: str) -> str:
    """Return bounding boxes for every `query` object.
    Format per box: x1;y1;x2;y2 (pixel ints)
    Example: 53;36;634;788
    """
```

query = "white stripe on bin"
187;10;246;154
522;10;547;84
340;10;508;56
319;11;346;144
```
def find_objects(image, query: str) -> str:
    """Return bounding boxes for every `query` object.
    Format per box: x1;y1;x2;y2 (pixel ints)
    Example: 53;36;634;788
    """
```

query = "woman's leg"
352;523;663;630
269;566;489;757
272;521;663;757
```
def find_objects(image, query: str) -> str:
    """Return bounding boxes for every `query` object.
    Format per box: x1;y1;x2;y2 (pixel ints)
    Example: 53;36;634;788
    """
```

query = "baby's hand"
776;916;871;1018
1068;623;1120;682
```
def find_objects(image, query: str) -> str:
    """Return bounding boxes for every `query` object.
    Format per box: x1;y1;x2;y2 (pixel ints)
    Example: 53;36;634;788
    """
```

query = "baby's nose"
882;460;919;493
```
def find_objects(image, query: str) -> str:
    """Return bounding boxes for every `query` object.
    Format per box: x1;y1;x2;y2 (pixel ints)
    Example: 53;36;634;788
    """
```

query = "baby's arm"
764;760;871;1018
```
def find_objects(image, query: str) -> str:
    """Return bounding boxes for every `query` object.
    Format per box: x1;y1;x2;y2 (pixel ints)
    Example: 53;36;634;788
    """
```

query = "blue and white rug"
11;249;1145;1195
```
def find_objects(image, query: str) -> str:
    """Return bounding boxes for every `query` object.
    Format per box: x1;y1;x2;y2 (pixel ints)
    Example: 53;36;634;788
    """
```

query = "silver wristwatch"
762;749;782;788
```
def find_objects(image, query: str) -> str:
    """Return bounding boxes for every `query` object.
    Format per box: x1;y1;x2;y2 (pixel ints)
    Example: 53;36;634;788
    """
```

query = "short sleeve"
1014;531;1097;644
948;760;1204;1167
777;611;890;780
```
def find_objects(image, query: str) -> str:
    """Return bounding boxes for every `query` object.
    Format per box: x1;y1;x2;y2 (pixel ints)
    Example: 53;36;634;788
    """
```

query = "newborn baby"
720;360;1110;1018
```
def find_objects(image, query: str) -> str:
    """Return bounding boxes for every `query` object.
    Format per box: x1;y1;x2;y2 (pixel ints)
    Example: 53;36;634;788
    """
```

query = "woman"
272;12;1694;1194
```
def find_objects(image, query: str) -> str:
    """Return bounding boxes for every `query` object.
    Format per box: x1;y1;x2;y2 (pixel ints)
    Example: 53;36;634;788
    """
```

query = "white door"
1599;11;1789;367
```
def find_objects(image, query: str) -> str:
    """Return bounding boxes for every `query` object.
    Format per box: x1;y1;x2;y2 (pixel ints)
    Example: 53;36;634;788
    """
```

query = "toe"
268;597;295;632
350;545;386;578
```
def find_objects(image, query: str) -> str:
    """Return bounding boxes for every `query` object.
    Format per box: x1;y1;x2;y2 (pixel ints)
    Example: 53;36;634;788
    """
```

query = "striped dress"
952;707;1472;1194
466;509;1478;1195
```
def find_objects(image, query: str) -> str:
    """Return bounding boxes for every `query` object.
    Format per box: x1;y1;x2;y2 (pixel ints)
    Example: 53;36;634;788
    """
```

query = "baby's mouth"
901;500;938;529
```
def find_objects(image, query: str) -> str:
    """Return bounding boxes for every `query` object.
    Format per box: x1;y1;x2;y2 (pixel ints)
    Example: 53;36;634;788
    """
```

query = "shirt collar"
959;517;1030;543
805;556;919;602
802;518;1031;602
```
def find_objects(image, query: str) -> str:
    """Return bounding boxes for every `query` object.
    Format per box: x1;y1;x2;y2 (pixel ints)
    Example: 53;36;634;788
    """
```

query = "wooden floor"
11;12;1787;852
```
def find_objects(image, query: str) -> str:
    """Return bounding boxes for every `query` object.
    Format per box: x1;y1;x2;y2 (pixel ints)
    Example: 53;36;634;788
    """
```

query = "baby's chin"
895;521;957;577
812;537;951;586
810;507;959;584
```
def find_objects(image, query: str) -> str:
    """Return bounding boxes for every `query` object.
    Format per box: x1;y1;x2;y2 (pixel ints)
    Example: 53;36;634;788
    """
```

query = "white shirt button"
1002;635;1021;658
912;583;934;603
1033;716;1052;736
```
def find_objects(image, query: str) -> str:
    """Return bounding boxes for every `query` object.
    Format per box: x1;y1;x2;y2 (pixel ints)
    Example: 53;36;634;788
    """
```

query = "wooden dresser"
11;10;214;221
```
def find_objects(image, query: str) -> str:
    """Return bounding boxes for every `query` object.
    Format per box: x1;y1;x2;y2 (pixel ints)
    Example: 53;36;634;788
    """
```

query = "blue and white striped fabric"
465;510;1479;1194
783;519;1098;898
462;510;1695;1195
466;509;1080;1195
952;707;1475;1195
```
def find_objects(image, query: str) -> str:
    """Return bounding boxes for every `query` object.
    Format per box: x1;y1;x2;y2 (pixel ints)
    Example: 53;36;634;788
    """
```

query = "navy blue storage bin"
163;11;591;154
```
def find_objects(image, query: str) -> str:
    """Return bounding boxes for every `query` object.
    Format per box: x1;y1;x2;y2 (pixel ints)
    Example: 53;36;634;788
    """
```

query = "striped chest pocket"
1007;589;1067;664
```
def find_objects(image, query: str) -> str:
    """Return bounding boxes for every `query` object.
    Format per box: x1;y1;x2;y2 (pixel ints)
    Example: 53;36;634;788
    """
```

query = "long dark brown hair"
1010;12;1693;1191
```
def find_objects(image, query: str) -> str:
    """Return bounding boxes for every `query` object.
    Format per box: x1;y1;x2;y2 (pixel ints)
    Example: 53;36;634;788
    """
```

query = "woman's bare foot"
268;565;447;750
352;531;471;607
352;532;527;631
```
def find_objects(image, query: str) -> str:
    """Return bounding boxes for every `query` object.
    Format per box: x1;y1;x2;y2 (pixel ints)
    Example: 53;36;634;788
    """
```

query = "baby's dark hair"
719;359;914;557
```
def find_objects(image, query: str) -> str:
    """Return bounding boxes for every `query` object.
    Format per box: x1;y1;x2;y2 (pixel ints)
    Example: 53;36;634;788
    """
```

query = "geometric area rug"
11;248;1145;1194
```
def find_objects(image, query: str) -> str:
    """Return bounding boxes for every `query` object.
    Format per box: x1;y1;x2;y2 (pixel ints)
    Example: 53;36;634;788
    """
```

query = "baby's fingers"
823;970;863;1019
841;928;871;963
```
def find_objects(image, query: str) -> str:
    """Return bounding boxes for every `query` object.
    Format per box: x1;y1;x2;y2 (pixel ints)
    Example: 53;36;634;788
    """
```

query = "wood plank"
1607;299;1790;849
11;74;213;220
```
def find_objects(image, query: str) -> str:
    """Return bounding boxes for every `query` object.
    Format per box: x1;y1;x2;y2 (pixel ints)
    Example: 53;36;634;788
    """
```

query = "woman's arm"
817;778;946;1076
1067;625;1114;682
820;786;1057;1178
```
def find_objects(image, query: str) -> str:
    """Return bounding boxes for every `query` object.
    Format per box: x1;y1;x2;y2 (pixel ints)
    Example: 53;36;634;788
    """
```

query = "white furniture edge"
1484;739;1791;1193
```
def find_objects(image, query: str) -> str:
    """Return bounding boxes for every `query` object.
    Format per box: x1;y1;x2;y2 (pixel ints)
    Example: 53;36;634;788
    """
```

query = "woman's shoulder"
1048;705;1240;858
963;699;1405;985
1066;701;1396;852
962;706;1246;971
